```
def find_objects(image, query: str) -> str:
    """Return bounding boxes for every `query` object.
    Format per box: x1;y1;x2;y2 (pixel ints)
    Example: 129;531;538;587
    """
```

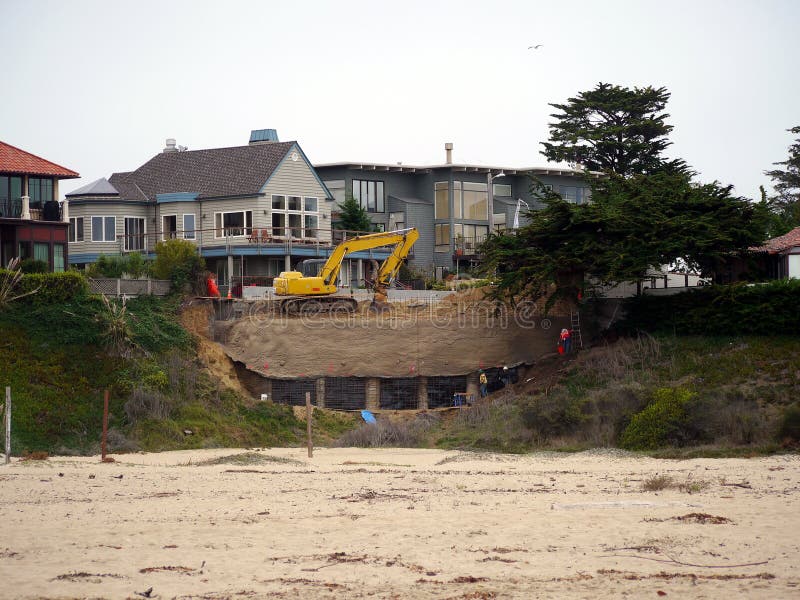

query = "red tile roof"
0;141;79;179
752;226;800;254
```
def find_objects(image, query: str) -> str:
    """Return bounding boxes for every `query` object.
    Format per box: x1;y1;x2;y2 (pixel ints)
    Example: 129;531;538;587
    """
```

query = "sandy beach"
1;448;798;599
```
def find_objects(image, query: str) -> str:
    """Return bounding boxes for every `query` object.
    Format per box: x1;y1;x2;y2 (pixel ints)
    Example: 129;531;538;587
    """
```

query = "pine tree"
764;126;800;235
541;83;684;176
335;194;373;232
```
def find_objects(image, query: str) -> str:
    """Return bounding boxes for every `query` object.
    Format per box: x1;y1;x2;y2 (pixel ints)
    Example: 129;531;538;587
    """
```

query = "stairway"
570;310;584;349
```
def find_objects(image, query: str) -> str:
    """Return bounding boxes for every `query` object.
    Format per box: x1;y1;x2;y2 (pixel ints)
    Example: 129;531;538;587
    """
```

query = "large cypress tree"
764;126;800;235
540;82;681;176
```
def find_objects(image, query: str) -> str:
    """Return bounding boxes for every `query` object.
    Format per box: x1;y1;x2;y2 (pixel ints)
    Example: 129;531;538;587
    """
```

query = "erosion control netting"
426;376;468;409
324;377;367;410
271;379;317;406
380;378;419;410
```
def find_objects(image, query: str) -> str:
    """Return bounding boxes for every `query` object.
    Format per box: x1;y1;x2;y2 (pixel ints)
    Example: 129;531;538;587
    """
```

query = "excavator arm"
319;228;419;289
274;228;419;309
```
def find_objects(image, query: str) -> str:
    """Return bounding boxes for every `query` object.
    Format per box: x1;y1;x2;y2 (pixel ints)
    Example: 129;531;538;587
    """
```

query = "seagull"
528;44;543;49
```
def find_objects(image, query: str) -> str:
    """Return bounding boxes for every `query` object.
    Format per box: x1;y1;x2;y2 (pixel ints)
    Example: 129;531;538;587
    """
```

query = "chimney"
445;142;453;165
163;138;178;153
250;129;280;145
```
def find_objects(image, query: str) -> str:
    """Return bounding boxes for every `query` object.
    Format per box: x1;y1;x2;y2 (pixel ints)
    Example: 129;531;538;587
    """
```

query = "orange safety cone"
227;287;232;299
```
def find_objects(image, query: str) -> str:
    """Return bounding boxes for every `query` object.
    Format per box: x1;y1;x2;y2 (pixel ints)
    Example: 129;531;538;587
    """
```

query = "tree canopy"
764;126;800;235
479;172;764;305
335;194;373;232
540;82;684;176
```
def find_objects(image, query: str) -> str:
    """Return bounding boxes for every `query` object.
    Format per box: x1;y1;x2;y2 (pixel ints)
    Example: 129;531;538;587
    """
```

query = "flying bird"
528;44;543;49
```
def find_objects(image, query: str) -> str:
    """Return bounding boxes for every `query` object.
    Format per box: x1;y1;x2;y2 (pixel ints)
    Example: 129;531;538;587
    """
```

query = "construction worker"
479;370;488;397
560;328;572;354
500;366;510;387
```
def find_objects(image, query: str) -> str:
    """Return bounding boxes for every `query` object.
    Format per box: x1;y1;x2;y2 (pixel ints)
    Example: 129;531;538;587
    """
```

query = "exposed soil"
214;294;572;379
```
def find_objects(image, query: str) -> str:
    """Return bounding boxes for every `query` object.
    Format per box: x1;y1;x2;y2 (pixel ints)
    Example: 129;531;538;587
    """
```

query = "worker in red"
559;328;572;354
206;273;221;298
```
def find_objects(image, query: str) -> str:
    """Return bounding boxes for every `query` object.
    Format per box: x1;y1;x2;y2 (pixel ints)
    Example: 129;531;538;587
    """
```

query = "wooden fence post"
305;391;313;458
4;387;10;464
101;389;109;461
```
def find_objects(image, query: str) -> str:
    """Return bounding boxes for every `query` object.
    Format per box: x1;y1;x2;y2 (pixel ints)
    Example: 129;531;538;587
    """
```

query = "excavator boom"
273;228;419;312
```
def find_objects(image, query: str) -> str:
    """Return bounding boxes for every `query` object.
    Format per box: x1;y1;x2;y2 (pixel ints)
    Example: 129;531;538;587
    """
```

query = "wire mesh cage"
379;378;420;410
324;377;367;410
426;376;468;409
270;378;317;406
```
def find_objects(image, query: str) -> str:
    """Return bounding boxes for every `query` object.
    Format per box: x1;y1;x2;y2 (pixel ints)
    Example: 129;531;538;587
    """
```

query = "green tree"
764;126;800;235
151;239;205;290
540;82;685;176
480;172;763;305
335;194;372;232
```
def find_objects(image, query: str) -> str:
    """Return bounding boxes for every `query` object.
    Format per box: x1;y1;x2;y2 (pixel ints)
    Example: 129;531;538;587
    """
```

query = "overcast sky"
1;0;798;200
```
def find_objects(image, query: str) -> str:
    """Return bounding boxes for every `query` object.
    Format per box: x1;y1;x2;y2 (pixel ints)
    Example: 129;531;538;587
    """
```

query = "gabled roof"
0;140;79;179
114;142;297;202
66;177;119;197
752;226;800;254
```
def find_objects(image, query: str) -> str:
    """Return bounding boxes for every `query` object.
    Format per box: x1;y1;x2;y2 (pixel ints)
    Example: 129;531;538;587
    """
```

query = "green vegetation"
87;253;150;279
150;238;205;290
334;194;372;232
621;280;800;335
414;334;799;455
764;125;800;236
0;287;337;455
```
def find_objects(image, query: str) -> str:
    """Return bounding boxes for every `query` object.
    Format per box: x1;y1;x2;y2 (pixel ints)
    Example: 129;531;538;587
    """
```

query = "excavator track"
279;296;358;315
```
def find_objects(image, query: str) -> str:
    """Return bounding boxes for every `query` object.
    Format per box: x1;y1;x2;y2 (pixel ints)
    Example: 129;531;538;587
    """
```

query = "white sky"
1;0;798;200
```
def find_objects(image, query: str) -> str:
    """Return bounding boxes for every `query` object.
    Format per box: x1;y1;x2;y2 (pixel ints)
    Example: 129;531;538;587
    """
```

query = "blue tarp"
361;410;377;424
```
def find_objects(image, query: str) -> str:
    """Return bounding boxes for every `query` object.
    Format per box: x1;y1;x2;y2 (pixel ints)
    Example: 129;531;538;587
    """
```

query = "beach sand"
1;448;798;599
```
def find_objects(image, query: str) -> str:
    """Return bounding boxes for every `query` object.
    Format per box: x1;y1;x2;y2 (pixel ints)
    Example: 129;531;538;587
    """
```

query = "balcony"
0;199;63;222
453;235;487;258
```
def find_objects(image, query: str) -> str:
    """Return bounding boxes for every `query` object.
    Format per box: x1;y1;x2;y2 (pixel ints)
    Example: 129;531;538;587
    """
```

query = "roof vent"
445;142;453;165
164;138;178;153
250;129;279;145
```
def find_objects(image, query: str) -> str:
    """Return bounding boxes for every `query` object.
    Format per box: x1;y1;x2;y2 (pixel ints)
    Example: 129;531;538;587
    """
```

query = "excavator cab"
298;259;326;278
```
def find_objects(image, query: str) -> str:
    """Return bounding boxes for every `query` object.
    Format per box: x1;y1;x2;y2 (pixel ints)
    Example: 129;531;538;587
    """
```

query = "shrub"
620;387;697;450
779;403;800;444
335;414;439;447
2;270;89;304
521;395;585;441
620;280;800;335
151;239;205;290
19;258;48;273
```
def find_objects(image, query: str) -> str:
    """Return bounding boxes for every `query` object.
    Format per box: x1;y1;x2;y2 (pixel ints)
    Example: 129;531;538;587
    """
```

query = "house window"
462;182;488;220
493;212;507;233
33;242;49;265
0;176;23;217
214;210;252;238
28;177;53;208
270;195;319;239
162;215;177;240
53;244;65;272
352;180;384;213
493;183;512;197
91;216;116;242
183;214;196;240
435;223;450;252
69;217;84;242
388;212;405;231
124;217;146;251
435;182;449;219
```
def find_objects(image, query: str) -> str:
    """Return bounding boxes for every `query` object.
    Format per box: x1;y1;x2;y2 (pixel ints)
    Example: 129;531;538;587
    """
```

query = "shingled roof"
111;142;296;202
0;140;79;178
66;177;119;197
752;226;800;254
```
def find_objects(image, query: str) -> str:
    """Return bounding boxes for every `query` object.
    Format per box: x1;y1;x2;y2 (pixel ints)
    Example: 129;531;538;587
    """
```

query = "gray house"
66;130;390;288
316;143;595;274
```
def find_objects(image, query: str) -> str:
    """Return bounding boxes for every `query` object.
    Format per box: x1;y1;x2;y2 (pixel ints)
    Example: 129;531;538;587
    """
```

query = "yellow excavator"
273;227;419;313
